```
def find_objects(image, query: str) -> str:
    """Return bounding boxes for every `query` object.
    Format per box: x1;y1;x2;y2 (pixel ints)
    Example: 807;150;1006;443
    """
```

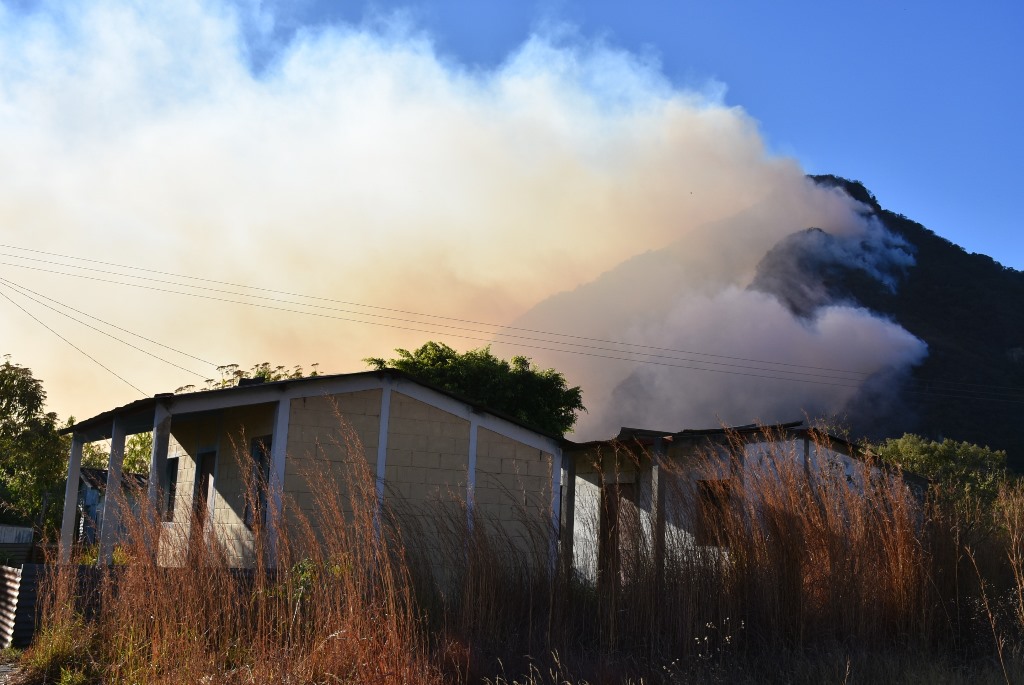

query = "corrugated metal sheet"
0;566;20;649
11;565;42;648
0;564;44;649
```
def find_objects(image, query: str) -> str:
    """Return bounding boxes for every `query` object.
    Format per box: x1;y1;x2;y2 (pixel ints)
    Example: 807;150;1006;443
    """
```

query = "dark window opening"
162;456;179;522
245;436;272;530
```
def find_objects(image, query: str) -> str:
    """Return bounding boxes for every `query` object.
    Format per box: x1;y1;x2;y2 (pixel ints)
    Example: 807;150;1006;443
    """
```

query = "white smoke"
0;1;926;434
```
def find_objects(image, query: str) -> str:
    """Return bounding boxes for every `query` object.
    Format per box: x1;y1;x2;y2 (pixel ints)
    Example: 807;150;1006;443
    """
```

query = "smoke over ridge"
0;1;927;435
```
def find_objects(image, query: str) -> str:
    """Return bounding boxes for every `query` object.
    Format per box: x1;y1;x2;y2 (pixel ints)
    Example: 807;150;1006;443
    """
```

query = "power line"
0;244;882;377
0;285;146;396
0;278;210;379
3;258;1024;405
0;257;923;386
0;259;880;385
0;277;219;367
4;245;1023;398
3;248;1023;405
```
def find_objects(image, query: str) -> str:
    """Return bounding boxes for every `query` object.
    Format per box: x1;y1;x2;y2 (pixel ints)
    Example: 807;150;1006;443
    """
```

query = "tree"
873;433;1008;509
80;432;151;475
0;356;66;529
176;361;320;394
365;341;585;436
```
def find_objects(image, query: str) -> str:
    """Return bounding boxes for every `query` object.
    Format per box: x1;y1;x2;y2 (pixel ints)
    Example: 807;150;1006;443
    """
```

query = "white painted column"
98;417;127;566
558;449;576;574
548;446;564;575
59;435;84;564
466;418;479;533
148;403;172;515
374;383;393;532
651;438;667;589
266;398;291;567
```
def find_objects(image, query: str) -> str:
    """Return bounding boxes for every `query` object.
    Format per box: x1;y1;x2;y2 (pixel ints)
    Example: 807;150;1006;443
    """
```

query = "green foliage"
873;433;1008;508
0;356;65;529
0;646;22;664
22;611;94;684
58;666;89;685
175;361;320;394
365;341;585;435
79;432;151;475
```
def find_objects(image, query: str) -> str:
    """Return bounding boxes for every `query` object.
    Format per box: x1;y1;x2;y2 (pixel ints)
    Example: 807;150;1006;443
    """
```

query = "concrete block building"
59;370;566;569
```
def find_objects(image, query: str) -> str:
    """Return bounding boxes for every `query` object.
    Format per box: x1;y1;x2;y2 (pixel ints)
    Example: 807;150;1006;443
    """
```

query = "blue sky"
281;0;1024;269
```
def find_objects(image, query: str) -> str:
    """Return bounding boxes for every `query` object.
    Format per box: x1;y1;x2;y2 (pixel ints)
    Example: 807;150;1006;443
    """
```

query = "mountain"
766;176;1024;466
508;174;1024;467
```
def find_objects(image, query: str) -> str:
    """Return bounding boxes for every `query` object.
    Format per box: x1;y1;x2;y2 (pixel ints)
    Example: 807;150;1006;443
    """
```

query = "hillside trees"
365;341;585;435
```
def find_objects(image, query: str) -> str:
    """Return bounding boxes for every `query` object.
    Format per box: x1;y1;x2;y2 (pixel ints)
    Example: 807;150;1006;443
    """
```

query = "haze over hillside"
511;176;1024;465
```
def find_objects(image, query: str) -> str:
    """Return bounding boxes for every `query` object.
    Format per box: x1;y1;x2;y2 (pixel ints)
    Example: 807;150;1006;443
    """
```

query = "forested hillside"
778;176;1024;466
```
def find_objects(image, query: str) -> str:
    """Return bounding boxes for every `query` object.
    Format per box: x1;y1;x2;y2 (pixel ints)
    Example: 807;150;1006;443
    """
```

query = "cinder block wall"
474;428;553;559
284;389;383;553
383;392;470;568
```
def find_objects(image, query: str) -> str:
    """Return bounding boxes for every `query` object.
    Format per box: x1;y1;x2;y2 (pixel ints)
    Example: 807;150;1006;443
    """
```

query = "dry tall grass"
20;424;1024;684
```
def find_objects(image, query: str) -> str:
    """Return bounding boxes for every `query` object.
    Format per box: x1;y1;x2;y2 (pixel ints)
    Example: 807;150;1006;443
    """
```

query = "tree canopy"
0;356;65;529
365;341;585;436
873;433;1008;509
176;361;320;394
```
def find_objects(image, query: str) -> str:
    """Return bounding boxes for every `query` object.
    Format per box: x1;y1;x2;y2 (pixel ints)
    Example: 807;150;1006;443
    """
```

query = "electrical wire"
0;244;887;377
0;285;146;396
0;277;218;367
0;278;210;379
2;248;1023;405
4;245;1023;397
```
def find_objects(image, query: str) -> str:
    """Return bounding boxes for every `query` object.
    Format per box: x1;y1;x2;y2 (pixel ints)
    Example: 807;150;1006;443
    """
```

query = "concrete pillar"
148;403;172;515
651;438;667;590
559;449;576;575
466;417;479;533
549;446;564;575
372;382;394;542
59;435;84;564
374;383;393;510
98;417;127;566
266;397;291;567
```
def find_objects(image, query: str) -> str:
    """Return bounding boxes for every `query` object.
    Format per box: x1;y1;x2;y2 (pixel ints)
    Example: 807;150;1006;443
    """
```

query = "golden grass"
19;424;1024;683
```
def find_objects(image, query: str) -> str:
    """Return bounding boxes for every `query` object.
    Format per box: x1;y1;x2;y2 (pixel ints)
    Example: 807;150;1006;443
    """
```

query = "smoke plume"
0;1;926;436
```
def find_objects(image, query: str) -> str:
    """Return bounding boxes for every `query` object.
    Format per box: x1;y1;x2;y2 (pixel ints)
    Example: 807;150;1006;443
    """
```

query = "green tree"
365;341;585;436
0;356;66;529
80;432;151;475
873;433;1008;509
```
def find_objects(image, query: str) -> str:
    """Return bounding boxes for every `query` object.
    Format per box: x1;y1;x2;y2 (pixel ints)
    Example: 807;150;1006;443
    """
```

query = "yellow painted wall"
282;389;382;556
474;427;553;559
158;385;557;570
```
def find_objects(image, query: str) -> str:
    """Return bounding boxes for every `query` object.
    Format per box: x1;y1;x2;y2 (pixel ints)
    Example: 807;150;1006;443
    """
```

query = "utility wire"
0;285;146;396
3;249;1023;404
0;257;928;386
0;277;219;368
0;259;883;385
1;253;876;380
0;278;210;379
4;245;1023;397
3;259;1024;405
0;245;885;377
